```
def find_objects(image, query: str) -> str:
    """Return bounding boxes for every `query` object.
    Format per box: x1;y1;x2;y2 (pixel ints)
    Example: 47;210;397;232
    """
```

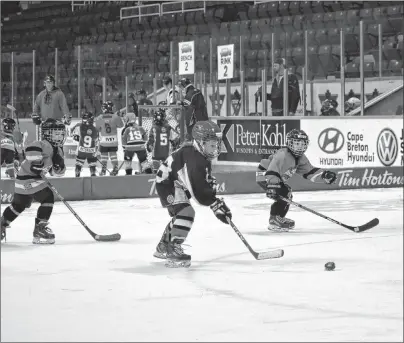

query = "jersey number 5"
160;133;168;146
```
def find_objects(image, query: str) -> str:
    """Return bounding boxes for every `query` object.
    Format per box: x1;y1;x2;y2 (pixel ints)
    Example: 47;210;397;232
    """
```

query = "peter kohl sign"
217;118;300;162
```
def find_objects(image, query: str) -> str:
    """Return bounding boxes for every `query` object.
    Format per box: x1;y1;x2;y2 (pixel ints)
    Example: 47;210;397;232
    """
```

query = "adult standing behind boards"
177;77;209;140
258;58;301;116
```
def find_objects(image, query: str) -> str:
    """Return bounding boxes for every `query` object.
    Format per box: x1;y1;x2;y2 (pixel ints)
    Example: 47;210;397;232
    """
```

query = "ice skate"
90;166;97;177
75;166;81;177
32;220;55;244
111;165;119;176
153;240;168;259
100;167;107;176
165;240;191;268
268;215;294;232
1;217;9;242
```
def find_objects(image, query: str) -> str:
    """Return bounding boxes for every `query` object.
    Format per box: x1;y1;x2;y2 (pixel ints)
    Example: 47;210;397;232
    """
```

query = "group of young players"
1;104;337;269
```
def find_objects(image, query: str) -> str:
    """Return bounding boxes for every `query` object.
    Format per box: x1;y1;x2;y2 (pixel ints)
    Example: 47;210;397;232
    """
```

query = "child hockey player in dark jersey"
153;120;232;268
256;129;337;232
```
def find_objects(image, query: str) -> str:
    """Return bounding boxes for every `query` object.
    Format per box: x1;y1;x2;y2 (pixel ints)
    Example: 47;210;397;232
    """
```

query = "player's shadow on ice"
247;229;332;236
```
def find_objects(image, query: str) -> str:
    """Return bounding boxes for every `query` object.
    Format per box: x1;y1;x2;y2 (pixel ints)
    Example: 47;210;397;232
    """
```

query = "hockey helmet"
2;117;16;133
82;111;94;125
101;101;114;114
41;119;66;147
286;129;309;157
153;108;166;126
192;120;222;160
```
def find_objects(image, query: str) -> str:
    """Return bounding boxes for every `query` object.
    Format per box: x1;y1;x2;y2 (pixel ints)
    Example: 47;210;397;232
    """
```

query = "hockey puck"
324;262;335;271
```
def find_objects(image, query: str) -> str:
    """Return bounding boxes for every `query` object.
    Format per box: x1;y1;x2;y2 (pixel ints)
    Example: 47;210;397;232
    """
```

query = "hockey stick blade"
279;195;379;234
349;218;379;233
227;218;284;261
255;249;284;260
94;233;121;242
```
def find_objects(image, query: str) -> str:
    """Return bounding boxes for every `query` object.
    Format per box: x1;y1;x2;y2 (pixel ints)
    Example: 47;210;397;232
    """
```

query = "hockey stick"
42;175;121;242
278;195;379;233
96;156;124;175
227;218;284;260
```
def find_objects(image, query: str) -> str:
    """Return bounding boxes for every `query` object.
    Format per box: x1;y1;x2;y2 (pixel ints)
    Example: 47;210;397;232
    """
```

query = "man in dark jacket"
257;58;301;116
177;78;209;140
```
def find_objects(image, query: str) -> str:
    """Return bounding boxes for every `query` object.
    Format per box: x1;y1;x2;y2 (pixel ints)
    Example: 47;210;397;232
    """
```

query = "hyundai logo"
377;128;398;166
318;128;344;154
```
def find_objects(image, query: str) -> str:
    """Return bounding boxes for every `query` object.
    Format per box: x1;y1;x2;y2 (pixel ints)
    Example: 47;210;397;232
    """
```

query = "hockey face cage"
286;129;309;157
101;101;114;114
192;121;223;160
2;118;16;133
82;113;94;125
153;109;166;125
41;121;66;147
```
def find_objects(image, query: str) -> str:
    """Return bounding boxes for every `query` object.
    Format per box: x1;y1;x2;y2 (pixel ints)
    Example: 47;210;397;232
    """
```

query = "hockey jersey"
1;131;16;152
94;113;124;147
15;140;65;195
122;124;147;152
256;147;323;185
1;130;23;153
147;121;177;161
156;142;216;206
72;123;99;154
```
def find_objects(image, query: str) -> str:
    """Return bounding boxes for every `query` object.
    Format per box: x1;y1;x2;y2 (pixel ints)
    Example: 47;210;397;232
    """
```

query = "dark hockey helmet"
2;117;16;133
41;118;66;147
101;101;114;114
286;129;309;157
82;111;94;125
192;120;222;160
153;108;166;125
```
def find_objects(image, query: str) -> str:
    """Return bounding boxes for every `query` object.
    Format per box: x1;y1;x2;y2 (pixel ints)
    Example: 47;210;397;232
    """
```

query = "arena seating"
1;1;403;117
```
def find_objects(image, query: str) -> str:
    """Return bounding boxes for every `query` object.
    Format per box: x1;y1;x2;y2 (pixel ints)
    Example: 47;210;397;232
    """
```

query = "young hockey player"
146;108;180;172
121;118;152;175
1;118;21;179
1;119;66;244
94;101;124;176
153;120;232;268
71;112;99;177
256;128;337;232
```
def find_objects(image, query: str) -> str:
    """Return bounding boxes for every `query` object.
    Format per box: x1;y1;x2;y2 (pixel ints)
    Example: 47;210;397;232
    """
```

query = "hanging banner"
178;41;195;75
217;44;234;80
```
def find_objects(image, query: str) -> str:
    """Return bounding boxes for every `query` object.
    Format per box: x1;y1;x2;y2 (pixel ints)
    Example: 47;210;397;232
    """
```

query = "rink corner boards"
1;166;403;204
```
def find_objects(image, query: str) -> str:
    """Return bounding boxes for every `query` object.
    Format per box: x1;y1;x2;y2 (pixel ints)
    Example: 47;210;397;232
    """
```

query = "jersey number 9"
129;130;143;141
83;136;92;147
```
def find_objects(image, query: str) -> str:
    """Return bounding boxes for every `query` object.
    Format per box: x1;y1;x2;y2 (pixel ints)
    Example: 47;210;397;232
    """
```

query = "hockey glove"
52;149;66;174
321;170;337;184
30;160;44;175
63;115;72;125
146;144;153;153
210;198;232;224
32;113;42;125
207;175;218;195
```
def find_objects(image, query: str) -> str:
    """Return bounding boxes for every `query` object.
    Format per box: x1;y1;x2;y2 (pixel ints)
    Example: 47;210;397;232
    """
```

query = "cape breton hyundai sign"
301;118;403;168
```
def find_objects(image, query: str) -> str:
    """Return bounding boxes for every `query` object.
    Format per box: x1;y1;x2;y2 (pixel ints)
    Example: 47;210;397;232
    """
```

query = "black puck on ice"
324;262;336;271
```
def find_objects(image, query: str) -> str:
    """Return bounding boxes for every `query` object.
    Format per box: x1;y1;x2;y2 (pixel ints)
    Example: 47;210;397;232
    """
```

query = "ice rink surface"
1;188;403;342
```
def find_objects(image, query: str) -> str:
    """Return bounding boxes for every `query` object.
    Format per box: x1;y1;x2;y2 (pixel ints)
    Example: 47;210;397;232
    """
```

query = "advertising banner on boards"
301;118;403;168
